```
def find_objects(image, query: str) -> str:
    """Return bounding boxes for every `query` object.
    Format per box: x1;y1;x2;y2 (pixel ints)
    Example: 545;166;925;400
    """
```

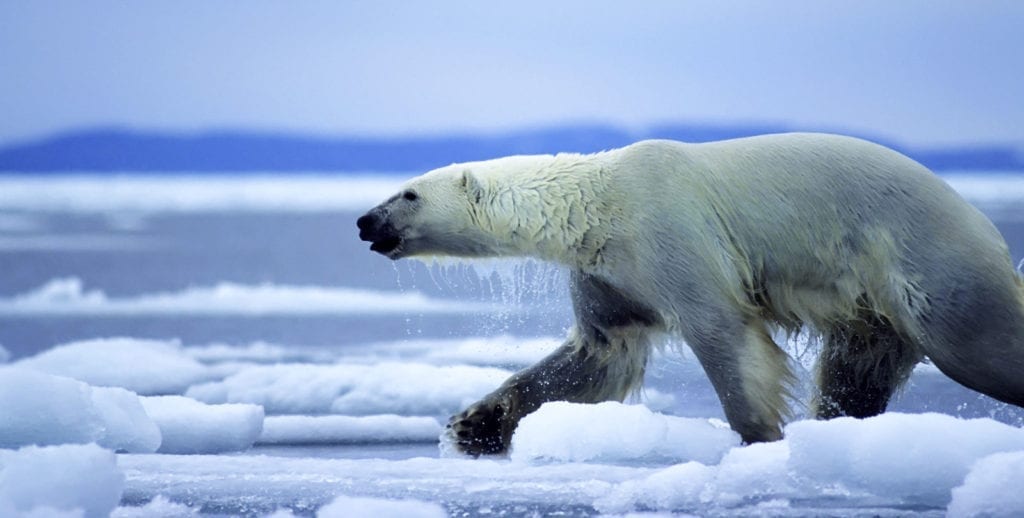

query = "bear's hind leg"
812;314;921;419
685;317;796;443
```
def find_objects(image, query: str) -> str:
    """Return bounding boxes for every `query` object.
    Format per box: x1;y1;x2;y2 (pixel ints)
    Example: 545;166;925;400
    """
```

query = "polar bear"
357;133;1024;455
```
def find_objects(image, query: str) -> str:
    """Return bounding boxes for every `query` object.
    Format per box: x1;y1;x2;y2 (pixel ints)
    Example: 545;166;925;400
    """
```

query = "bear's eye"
403;190;418;202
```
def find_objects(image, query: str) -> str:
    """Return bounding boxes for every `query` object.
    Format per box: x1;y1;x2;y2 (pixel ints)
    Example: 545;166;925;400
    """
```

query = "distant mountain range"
0;124;1020;173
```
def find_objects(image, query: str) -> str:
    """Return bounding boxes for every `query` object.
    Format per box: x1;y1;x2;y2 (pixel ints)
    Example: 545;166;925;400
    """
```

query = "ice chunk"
0;368;160;453
0;367;102;448
317;495;446;518
111;495;197;517
510;401;740;465
598;413;1024;513
90;387;162;453
186;362;511;416
595;440;790;513
786;412;1024;505
948;451;1024;517
139;396;264;454
0;444;124;518
258;415;441;445
16;337;213;395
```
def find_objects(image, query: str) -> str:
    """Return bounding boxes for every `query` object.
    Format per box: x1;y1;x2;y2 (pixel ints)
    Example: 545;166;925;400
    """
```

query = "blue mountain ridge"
0;124;1020;173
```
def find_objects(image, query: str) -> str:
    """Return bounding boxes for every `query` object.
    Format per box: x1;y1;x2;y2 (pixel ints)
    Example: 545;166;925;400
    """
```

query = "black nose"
357;213;378;232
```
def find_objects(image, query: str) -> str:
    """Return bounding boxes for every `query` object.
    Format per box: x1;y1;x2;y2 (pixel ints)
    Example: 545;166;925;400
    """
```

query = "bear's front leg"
446;379;521;456
446;324;651;456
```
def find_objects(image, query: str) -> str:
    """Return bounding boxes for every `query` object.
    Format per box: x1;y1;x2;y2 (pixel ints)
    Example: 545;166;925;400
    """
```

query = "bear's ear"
461;169;485;204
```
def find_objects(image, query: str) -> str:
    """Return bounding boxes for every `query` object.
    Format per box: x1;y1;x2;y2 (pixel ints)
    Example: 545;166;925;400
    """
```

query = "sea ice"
139;396;264;454
0;277;493;317
510;401;740;465
0;175;403;213
948;451;1024;517
258;415;441;445
186;362;511;416
596;412;1024;513
0;367;160;453
0;443;124;518
786;412;1024;505
15;337;213;395
111;495;197;517
316;495;446;518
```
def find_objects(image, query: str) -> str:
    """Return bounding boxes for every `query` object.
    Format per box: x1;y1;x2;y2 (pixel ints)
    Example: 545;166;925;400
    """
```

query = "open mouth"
369;235;402;255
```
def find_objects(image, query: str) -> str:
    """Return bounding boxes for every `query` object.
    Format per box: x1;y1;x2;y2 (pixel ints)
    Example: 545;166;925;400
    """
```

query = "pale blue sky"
1;1;1022;146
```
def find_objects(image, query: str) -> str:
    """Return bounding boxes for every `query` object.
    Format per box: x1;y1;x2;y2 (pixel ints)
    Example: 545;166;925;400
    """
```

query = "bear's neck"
481;153;611;267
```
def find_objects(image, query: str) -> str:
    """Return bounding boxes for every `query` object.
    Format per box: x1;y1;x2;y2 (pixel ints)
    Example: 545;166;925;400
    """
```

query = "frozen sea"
1;172;1024;517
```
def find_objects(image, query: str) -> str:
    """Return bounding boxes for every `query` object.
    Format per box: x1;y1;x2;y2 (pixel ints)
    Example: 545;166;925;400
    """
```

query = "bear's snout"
357;210;402;256
356;212;380;238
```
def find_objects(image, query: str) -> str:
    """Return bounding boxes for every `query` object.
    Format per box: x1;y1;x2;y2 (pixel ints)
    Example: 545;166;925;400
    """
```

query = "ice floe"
948;451;1024;517
0;443;124;518
185;362;511;416
140;396;264;454
0;175;403;213
0;368;160;453
0;277;495;317
509;401;740;465
15;337;213;395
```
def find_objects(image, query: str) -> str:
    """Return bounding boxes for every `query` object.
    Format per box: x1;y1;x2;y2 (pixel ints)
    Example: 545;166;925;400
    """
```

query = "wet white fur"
397;133;1024;436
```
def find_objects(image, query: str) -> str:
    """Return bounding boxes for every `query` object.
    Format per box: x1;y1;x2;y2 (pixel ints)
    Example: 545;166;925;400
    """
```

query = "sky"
1;1;1022;147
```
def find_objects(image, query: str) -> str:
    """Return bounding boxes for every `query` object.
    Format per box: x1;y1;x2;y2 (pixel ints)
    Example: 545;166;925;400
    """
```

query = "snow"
15;337;213;395
316;495;446;518
0;277;496;316
259;415;441;445
510;402;739;465
139;396;264;454
0;344;9;363
0;368;160;453
948;451;1024;517
185;362;512;416
0;444;124;518
0;175;403;213
786;412;1024;505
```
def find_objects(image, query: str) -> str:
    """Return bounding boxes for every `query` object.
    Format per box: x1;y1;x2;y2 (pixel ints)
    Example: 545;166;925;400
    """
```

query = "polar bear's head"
357;163;503;260
358;154;592;262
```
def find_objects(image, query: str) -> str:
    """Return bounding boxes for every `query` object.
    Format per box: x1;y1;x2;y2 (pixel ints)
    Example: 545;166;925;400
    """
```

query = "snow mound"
317;495;447;518
598;412;1024;513
186;362;511;416
510;401;739;465
16;337;212;395
0;277;496;316
0;444;124;518
786;412;1024;505
140;396;264;454
259;415;441;445
948;451;1024;517
0;344;9;364
0;368;160;453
